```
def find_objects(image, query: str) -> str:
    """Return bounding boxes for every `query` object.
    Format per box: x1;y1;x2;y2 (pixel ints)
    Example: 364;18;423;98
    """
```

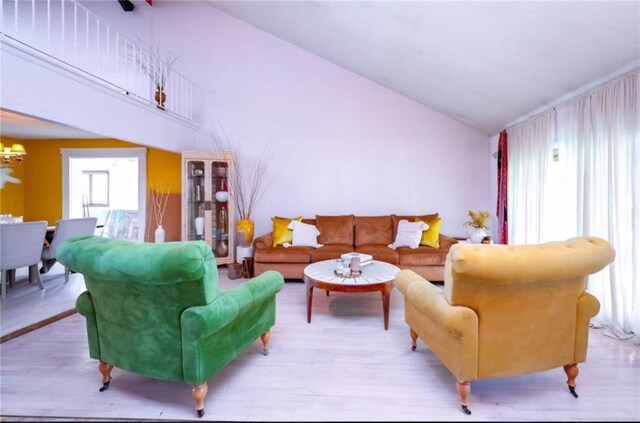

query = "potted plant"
464;210;491;243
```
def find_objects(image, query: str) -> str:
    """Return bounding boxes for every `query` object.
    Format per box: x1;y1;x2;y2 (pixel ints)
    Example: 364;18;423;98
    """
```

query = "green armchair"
58;235;285;417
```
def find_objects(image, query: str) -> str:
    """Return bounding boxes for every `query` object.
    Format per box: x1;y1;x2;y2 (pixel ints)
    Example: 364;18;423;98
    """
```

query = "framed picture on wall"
101;210;140;241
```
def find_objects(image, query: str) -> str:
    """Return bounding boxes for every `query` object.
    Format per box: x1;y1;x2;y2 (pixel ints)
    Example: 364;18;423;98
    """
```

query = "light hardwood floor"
1;268;639;421
0;263;85;338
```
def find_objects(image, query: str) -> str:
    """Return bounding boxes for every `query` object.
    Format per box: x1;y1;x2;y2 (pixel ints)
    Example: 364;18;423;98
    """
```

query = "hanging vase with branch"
129;41;182;112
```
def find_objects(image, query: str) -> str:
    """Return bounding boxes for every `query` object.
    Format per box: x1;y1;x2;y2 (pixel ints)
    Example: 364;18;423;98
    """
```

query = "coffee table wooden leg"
382;287;391;330
306;285;314;324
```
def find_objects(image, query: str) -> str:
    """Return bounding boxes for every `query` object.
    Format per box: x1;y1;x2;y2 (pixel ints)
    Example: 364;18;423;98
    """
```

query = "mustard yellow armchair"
396;236;615;415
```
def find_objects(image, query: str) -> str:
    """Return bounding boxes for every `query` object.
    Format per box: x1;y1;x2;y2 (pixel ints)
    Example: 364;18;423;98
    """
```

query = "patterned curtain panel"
496;130;508;244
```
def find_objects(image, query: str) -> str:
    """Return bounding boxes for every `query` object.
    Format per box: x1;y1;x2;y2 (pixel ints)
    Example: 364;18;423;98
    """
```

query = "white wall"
6;0;493;238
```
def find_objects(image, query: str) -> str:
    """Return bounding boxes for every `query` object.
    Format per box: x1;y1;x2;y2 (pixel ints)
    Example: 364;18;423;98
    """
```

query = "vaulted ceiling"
209;1;640;135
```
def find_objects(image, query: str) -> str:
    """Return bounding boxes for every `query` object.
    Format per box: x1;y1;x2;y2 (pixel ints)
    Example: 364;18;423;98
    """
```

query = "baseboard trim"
0;308;77;344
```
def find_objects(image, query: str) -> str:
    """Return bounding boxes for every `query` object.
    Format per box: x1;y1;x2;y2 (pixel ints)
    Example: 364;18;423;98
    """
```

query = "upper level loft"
1;0;195;125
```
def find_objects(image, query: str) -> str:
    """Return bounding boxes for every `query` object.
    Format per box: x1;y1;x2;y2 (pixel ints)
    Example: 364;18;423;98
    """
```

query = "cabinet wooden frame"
181;150;235;265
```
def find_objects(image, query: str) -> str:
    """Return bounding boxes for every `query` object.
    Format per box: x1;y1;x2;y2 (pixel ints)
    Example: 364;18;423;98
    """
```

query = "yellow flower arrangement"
464;210;491;230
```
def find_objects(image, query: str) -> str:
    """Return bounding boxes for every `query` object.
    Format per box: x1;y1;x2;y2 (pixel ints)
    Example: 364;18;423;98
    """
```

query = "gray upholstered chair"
41;217;98;282
0;221;48;299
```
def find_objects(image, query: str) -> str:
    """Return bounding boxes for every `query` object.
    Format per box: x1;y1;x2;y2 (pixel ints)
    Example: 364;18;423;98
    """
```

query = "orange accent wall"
0;136;26;217
1;138;181;231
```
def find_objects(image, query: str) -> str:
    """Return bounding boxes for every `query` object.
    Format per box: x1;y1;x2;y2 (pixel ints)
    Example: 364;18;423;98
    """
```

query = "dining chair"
0;221;48;299
41;217;98;282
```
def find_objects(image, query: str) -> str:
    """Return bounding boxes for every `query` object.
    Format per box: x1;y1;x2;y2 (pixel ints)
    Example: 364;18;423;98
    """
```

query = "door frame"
61;147;147;242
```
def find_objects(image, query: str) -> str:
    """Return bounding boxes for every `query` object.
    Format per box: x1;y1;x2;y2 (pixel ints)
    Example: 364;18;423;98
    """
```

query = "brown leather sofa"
252;214;458;281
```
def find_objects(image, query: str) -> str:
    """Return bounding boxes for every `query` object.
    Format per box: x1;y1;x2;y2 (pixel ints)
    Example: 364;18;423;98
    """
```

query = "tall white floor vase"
155;224;166;243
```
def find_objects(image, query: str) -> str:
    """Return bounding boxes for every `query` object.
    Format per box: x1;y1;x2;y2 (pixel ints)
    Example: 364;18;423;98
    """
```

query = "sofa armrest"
396;269;478;381
253;232;273;250
76;291;101;359
574;291;600;363
438;234;458;251
181;270;285;339
396;270;477;337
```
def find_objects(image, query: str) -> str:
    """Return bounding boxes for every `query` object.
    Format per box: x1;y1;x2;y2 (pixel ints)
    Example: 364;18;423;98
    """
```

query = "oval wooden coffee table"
303;259;401;330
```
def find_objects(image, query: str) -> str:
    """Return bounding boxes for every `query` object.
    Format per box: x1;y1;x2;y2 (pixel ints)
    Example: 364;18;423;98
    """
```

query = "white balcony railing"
0;0;194;122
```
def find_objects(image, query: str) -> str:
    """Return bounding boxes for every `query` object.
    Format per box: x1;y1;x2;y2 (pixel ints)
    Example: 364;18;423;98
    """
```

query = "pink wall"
74;1;492;238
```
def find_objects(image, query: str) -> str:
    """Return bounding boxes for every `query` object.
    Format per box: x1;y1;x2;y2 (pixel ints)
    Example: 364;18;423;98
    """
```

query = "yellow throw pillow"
415;216;441;248
272;216;303;247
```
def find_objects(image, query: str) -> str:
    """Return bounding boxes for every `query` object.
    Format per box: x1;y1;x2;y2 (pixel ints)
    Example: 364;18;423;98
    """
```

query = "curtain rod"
504;63;640;132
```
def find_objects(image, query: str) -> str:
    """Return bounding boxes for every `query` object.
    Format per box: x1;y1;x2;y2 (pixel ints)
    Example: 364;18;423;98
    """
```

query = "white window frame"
82;170;110;207
61;147;147;242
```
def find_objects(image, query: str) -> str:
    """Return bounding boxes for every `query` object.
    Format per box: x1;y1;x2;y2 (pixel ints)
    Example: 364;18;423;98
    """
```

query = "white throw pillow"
287;220;323;248
389;219;429;249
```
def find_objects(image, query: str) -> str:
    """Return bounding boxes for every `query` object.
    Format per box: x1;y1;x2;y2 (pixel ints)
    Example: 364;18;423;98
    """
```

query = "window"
82;170;110;207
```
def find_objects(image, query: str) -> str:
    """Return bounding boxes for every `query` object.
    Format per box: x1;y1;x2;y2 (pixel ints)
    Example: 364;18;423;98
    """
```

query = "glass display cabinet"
182;151;235;265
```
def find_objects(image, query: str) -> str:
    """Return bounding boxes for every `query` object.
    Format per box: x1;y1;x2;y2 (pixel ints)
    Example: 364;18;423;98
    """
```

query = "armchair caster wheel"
461;405;472;415
263;348;269;356
99;380;111;392
197;408;205;418
568;386;578;398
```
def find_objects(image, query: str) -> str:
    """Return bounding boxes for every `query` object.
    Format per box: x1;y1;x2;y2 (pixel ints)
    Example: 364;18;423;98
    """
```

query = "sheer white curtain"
507;111;555;244
556;71;639;341
508;70;639;342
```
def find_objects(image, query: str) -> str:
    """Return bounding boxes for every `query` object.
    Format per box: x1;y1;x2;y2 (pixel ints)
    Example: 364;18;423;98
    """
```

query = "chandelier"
0;143;27;168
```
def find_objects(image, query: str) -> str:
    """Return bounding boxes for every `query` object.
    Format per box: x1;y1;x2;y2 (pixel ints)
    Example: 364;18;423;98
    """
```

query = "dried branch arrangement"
152;182;172;226
211;129;274;219
128;41;182;91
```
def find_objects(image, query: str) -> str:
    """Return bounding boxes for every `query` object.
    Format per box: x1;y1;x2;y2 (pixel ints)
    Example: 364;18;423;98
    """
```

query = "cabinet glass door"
187;161;206;241
211;161;229;258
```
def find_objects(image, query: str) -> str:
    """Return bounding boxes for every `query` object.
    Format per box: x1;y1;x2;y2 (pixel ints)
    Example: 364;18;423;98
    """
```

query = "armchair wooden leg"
409;327;418;351
457;381;471;415
261;330;271;356
564;363;579;398
98;361;113;392
8;269;16;287
193;382;208;418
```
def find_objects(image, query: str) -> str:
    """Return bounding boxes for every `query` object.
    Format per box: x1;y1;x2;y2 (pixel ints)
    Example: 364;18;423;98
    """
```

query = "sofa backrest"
316;215;354;245
354;216;393;246
58;235;218;380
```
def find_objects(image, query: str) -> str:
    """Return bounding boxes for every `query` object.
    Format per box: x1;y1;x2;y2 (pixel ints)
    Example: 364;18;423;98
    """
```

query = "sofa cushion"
288;220;322;248
355;245;399;265
392;213;438;238
272;216;302;246
310;244;354;263
391;219;429;249
316;215;354;245
354;216;393;246
415;216;442;248
254;246;313;263
397;246;448;266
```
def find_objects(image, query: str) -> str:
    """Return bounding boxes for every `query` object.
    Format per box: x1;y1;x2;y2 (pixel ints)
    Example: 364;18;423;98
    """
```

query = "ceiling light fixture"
0;143;27;168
